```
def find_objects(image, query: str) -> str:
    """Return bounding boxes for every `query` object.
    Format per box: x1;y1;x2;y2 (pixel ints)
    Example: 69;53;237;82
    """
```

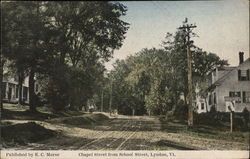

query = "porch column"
27;87;29;103
22;86;24;102
5;82;8;99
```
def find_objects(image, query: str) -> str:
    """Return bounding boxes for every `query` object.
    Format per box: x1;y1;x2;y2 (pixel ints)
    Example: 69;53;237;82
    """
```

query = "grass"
160;117;249;143
1;103;110;125
1;103;110;148
48;113;109;126
1;103;58;121
1;122;56;146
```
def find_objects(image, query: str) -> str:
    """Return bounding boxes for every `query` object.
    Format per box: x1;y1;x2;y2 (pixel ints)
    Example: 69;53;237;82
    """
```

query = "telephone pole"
178;18;196;127
101;89;104;112
109;78;113;116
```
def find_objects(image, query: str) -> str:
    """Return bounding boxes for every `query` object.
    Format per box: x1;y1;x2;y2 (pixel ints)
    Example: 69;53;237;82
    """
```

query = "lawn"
160;116;249;143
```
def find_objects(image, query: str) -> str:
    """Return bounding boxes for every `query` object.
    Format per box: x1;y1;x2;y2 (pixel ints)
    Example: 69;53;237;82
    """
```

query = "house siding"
213;60;250;112
196;58;250;113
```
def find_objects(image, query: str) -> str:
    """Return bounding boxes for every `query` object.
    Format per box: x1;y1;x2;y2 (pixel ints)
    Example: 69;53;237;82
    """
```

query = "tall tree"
2;2;53;111
162;27;228;107
2;1;129;111
42;1;129;110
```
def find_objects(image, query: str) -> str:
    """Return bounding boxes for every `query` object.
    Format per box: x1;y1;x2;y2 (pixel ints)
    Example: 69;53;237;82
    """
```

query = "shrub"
173;101;188;121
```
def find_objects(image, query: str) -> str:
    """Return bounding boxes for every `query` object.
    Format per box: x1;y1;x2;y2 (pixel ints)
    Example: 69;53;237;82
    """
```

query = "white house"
196;52;250;113
2;69;40;104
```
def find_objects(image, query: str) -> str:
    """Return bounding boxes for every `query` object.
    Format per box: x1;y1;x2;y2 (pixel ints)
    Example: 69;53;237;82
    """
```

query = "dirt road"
10;114;248;150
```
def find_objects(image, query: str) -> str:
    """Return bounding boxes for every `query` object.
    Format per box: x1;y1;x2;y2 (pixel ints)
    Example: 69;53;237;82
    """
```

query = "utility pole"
101;88;104;112
0;53;3;111
109;78;113;116
178;18;196;127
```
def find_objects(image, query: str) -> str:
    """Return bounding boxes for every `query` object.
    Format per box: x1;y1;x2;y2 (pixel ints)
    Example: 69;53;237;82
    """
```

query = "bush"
165;110;174;121
194;112;222;126
194;110;249;131
173;102;188;121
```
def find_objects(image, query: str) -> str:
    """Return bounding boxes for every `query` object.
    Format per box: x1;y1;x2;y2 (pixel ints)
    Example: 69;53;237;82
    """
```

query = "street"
10;114;248;150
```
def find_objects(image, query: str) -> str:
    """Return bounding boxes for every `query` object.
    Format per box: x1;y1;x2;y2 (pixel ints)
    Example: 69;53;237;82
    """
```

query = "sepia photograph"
1;0;249;159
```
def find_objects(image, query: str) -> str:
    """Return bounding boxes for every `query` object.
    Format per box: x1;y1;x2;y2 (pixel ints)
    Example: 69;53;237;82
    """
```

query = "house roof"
207;57;250;91
217;66;236;71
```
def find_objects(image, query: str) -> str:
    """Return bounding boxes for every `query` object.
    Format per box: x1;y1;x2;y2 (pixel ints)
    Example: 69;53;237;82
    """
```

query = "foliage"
109;48;173;115
108;21;228;116
162;24;228;105
2;1;129;111
43;64;71;110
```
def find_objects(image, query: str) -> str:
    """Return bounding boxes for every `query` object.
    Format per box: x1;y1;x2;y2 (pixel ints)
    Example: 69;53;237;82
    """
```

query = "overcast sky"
105;0;249;70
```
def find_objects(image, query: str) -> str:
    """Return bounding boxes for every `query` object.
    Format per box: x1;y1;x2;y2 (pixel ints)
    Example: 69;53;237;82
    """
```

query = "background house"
196;52;250;113
2;74;29;104
195;84;208;113
2;69;40;104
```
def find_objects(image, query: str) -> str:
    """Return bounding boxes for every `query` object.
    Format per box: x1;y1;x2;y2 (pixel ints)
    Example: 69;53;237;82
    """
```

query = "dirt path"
3;115;249;150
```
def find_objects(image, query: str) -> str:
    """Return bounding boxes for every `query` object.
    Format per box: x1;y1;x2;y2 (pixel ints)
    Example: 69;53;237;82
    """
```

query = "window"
35;83;39;92
23;87;28;101
214;93;216;104
209;94;212;105
16;87;19;98
229;91;241;97
243;91;250;103
201;103;205;110
2;82;6;98
229;91;241;103
238;69;250;81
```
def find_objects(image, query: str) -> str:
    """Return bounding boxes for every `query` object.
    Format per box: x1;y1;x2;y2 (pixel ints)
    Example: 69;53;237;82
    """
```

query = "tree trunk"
0;56;4;111
29;69;36;112
184;91;187;105
83;100;88;112
69;97;75;110
171;90;178;112
18;73;24;105
69;89;77;110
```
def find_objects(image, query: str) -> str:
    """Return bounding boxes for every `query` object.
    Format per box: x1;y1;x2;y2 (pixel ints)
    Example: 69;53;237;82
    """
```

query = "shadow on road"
18;135;197;150
154;140;197;150
50;117;164;132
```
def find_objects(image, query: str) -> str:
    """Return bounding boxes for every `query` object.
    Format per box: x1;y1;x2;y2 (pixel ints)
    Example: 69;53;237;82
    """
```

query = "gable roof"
206;57;250;91
215;58;249;85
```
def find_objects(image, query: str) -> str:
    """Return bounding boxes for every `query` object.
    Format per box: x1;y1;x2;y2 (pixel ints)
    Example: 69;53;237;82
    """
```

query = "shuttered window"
229;91;241;97
201;103;205;110
247;69;250;80
214;93;216;104
243;91;250;103
238;69;250;81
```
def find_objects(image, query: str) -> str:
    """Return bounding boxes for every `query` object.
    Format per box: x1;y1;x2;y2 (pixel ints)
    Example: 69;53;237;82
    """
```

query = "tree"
2;1;129;112
108;22;229;116
42;1;129;110
109;48;173;115
0;53;4;111
162;27;228;108
2;2;54;112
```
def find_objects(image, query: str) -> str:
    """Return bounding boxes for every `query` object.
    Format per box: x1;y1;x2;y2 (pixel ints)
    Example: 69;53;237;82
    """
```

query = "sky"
105;0;249;70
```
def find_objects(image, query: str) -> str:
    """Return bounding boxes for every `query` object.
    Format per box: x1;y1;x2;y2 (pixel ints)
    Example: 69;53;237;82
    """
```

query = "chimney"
239;52;244;64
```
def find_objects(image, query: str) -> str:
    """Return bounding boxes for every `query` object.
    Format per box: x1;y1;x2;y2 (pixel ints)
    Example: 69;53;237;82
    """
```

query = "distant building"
196;52;250;113
2;69;39;104
195;84;207;114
